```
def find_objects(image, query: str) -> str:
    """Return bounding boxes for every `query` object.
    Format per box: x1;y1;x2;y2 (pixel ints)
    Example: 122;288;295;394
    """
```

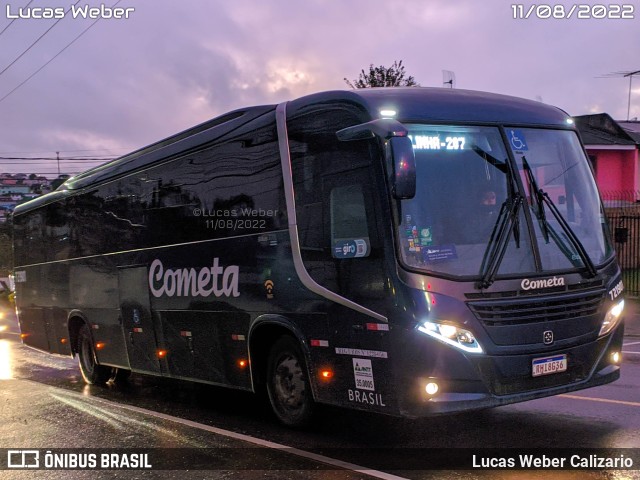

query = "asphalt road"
1;307;640;479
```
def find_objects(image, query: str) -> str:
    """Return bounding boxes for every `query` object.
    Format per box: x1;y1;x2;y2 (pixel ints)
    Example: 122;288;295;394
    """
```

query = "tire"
266;336;315;427
77;324;112;385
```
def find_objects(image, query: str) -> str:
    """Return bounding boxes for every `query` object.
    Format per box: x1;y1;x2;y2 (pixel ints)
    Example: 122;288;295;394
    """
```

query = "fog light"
425;382;439;395
612;352;621;364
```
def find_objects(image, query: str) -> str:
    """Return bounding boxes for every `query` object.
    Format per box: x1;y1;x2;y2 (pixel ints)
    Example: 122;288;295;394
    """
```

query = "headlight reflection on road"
0;340;13;379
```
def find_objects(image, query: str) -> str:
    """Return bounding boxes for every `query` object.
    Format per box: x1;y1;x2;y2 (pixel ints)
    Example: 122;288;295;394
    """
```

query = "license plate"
532;354;567;377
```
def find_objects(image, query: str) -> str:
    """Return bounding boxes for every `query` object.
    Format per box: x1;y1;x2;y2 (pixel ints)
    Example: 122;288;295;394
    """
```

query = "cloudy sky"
0;0;638;176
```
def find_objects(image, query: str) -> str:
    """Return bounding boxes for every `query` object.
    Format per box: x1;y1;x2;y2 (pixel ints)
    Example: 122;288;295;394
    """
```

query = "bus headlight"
418;321;483;353
599;299;624;337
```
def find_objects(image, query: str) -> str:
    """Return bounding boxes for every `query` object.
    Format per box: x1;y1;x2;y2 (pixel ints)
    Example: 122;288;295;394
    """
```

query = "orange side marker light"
320;369;334;380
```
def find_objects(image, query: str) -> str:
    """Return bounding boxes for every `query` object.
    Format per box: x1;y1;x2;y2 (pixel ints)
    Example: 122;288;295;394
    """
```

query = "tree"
344;60;419;89
0;231;12;276
50;174;70;191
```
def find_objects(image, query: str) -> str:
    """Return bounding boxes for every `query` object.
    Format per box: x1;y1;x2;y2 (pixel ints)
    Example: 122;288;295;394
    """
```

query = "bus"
12;88;625;427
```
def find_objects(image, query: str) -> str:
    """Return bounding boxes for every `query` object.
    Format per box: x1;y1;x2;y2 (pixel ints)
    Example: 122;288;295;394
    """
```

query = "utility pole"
599;69;640;120
56;151;60;176
624;70;640;121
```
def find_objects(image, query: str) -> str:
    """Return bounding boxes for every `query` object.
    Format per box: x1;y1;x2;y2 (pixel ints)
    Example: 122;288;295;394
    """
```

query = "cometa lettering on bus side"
521;276;565;291
148;258;240;298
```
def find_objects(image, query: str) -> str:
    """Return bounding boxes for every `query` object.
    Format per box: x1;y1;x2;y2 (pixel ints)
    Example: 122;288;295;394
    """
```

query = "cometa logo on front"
521;276;566;291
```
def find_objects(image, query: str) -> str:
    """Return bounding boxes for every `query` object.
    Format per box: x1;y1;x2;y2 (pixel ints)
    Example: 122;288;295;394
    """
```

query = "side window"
330;185;370;259
44;202;70;261
13;210;47;265
288;105;387;309
140;112;286;247
68;191;107;258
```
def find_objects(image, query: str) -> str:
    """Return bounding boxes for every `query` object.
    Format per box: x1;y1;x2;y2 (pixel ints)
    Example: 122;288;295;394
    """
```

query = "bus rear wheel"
77;324;113;385
266;336;315;427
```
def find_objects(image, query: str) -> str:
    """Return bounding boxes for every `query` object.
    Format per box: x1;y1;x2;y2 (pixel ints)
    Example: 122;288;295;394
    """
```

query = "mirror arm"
337;119;408;141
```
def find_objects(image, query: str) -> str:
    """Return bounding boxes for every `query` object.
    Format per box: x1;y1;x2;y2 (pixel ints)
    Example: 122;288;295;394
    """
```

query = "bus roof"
62;105;276;192
14;88;572;215
288;87;572;127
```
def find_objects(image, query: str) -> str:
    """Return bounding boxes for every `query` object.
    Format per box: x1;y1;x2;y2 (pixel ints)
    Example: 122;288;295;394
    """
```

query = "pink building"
574;114;640;203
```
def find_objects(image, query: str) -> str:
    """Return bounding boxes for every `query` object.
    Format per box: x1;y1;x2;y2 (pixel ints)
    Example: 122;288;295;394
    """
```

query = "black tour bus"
13;87;625;426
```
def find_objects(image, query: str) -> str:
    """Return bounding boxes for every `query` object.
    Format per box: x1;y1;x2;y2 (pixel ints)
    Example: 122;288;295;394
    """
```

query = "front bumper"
398;321;624;417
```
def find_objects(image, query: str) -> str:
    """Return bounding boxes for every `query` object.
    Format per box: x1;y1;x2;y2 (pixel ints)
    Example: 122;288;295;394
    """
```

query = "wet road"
1;309;640;479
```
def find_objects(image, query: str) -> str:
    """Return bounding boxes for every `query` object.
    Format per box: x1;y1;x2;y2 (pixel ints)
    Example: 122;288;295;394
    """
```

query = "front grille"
468;290;605;327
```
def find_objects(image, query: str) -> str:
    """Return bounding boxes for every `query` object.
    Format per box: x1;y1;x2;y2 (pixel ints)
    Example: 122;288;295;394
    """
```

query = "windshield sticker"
406;222;420;252
508;129;528;151
422;245;458;263
333;238;369;258
419;227;433;246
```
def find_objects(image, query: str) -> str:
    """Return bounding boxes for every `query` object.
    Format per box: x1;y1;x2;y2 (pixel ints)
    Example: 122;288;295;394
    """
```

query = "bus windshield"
397;125;613;279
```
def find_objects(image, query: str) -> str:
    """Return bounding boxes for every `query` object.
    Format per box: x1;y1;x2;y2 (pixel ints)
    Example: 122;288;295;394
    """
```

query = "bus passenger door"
118;266;162;374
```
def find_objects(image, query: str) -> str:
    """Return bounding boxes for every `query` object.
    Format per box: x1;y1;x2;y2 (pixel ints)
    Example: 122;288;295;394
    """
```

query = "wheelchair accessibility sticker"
508;129;528;151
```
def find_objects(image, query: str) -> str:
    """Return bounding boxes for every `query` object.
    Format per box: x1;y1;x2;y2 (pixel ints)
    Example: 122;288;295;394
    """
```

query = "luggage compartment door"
118;266;162;374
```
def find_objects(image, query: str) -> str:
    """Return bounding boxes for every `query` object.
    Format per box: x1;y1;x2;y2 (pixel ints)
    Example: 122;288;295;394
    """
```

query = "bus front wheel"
77;324;113;385
266;336;315;427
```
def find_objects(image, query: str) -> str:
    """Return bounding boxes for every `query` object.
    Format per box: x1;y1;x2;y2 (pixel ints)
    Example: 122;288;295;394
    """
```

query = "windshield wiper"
522;157;550;243
471;145;509;174
470;144;522;289
477;193;522;289
541;191;597;277
522;157;597;277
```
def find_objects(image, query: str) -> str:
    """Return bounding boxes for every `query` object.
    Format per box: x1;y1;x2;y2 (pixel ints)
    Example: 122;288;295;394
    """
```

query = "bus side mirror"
390;136;416;199
336;119;416;199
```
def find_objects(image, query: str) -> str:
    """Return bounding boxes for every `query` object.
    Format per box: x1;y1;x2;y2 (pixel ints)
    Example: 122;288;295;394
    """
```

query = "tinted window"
23;112;286;260
288;105;387;308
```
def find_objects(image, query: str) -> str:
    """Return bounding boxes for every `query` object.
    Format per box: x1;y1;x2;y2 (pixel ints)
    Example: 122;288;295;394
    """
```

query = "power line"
0;0;82;78
0;149;131;154
0;0;123;105
0;163;110;166
598;69;640;120
0;0;34;39
0;157;116;161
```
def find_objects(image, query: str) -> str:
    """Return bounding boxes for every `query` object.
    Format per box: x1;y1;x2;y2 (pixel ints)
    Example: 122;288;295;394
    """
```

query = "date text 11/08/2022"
511;4;634;19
